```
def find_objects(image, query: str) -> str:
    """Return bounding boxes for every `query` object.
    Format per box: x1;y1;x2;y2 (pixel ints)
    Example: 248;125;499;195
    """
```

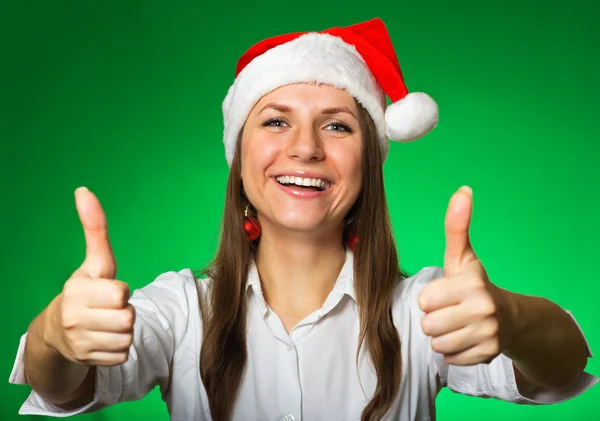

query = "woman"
10;18;598;421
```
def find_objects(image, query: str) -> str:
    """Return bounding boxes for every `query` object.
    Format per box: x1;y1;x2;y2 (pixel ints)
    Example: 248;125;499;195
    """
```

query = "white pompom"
385;92;439;142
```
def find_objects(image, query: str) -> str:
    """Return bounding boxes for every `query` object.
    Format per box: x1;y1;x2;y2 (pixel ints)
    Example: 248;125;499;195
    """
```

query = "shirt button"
283;415;295;421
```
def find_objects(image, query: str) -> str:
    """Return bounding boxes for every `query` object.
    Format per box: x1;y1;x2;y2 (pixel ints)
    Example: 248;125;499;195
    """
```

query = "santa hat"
222;18;438;166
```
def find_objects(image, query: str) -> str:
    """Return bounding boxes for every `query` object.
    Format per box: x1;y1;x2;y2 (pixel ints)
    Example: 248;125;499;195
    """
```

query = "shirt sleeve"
8;268;197;417
422;266;600;404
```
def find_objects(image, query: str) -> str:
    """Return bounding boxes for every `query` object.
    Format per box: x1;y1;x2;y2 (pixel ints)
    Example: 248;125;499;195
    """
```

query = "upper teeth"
276;176;330;190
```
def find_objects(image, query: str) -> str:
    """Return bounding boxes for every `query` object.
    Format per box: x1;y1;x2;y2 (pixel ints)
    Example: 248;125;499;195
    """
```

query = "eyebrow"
321;107;357;119
259;103;293;114
259;103;357;119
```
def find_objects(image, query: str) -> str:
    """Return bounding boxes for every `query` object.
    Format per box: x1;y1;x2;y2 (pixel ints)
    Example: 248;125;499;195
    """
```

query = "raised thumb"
444;185;474;277
75;187;117;279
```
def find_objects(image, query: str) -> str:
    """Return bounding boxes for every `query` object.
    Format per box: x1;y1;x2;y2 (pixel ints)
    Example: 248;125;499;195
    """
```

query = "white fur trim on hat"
222;33;388;167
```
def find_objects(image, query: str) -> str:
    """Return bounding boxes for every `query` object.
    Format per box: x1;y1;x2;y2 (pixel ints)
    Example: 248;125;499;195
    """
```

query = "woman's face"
241;83;363;236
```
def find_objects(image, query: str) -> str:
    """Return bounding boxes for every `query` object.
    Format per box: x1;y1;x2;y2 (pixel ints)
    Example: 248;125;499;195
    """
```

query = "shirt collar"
329;249;356;301
245;249;357;308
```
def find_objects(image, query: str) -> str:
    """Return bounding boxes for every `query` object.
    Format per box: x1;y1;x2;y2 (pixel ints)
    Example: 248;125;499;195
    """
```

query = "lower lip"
272;178;330;199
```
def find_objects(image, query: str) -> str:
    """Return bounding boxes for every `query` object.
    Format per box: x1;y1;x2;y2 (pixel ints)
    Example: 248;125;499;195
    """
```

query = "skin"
241;83;590;389
240;83;363;331
419;186;589;388
21;84;589;409
23;186;132;407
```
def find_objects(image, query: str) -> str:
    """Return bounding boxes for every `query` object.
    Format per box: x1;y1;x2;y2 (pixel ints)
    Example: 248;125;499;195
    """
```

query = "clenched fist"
418;186;513;366
44;187;135;366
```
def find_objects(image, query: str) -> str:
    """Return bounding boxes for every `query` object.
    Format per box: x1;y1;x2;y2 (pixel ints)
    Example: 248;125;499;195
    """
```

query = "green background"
1;0;598;419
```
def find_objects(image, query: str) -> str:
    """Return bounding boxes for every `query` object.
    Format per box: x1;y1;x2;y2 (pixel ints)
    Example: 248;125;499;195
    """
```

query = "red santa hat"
222;18;438;166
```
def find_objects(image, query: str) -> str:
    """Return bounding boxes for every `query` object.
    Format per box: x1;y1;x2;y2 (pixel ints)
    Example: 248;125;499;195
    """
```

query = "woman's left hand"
417;186;516;366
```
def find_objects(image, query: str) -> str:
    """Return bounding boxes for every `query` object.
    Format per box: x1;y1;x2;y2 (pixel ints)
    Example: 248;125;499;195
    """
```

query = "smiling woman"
9;17;599;421
241;84;364;235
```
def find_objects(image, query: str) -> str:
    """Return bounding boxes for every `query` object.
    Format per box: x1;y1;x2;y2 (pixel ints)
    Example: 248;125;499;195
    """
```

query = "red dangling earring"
244;205;261;241
347;233;359;252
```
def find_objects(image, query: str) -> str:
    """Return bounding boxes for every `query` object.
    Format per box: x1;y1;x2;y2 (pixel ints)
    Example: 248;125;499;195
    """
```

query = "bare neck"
255;227;347;331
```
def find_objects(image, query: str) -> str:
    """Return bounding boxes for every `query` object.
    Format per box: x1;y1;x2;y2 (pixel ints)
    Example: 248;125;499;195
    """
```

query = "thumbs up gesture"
44;187;135;366
418;186;513;365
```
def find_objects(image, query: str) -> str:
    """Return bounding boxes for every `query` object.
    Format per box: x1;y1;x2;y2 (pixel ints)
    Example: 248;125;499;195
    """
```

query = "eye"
325;121;352;133
263;118;289;128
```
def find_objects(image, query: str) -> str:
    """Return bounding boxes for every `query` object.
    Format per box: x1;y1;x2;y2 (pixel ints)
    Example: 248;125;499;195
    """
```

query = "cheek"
347;158;363;199
329;142;363;185
241;133;282;191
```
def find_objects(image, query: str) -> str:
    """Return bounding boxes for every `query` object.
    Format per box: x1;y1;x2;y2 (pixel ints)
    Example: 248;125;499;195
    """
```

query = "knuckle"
71;343;88;361
484;351;495;363
482;300;497;317
114;333;133;351
480;350;496;364
418;286;435;311
62;329;76;345
60;310;79;330
417;293;428;311
465;276;485;291
108;290;123;308
430;338;443;353
483;318;499;338
109;284;129;307
112;333;133;352
124;307;136;328
472;297;496;319
487;340;500;356
118;282;131;300
443;354;457;365
62;278;82;299
420;317;433;335
121;313;133;329
117;352;130;364
480;341;500;362
75;356;89;364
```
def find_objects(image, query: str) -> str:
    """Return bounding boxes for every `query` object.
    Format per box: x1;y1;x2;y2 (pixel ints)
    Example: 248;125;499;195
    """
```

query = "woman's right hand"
44;187;135;367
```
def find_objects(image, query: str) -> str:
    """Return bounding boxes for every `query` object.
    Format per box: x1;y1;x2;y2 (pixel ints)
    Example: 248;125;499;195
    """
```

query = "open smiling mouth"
275;175;331;192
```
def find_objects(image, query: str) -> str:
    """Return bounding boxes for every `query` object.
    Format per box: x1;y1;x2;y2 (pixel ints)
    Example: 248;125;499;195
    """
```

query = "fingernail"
75;186;89;197
459;185;472;196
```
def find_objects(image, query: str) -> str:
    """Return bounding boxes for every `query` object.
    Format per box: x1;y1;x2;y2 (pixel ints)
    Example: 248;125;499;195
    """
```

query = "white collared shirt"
9;251;599;420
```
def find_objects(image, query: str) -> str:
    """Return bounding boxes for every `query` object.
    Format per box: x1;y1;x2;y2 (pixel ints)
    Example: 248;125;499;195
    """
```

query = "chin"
273;214;327;233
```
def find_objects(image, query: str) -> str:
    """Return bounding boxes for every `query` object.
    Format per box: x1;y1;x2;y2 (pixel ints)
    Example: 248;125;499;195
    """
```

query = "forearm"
500;288;589;389
24;295;94;406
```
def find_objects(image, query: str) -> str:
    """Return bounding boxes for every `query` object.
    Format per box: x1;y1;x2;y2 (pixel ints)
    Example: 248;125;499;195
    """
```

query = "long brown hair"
197;99;410;421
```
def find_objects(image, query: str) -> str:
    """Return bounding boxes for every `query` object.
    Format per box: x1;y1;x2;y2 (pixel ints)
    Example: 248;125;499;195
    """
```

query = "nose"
285;124;324;162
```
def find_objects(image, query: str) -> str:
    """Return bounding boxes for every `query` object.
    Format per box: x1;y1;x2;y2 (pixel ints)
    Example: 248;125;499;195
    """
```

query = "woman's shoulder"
128;269;213;347
394;266;444;301
134;268;204;297
390;266;444;355
391;267;446;378
129;268;212;321
391;266;444;318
